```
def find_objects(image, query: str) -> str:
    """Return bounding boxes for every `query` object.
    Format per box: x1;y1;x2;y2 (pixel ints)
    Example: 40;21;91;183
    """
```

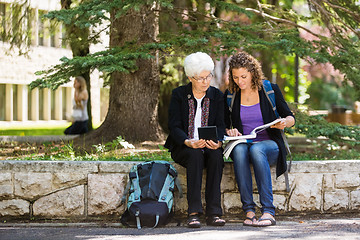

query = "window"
61;25;67;48
0;3;6;41
38;10;45;46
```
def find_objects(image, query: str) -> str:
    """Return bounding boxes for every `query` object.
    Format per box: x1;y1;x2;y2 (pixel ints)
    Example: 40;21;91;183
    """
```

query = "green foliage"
305;78;357;110
290;106;360;160
28;0;360;99
293;110;360;145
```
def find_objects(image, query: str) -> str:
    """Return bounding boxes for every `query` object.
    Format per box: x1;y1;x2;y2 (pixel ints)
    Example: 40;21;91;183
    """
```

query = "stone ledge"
0;160;359;218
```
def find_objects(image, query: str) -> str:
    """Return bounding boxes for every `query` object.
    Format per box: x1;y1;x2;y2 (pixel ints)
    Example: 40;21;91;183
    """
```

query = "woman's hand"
270;119;287;130
226;128;242;137
205;140;222;150
270;116;295;130
184;139;206;149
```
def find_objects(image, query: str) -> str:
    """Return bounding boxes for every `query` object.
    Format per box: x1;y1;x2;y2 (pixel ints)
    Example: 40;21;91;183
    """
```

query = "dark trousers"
64;120;88;135
171;145;224;216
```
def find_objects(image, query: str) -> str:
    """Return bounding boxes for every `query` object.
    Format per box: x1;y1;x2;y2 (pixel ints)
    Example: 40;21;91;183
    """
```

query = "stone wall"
0;160;359;219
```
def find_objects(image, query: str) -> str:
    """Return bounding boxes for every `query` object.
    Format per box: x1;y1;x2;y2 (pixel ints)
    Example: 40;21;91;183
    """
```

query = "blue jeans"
231;140;279;216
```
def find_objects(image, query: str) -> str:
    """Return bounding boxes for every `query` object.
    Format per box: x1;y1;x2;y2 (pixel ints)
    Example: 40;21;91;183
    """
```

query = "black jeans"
171;145;224;216
64;120;88;135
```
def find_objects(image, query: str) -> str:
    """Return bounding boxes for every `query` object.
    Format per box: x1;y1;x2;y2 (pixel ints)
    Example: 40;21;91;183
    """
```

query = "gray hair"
184;52;214;77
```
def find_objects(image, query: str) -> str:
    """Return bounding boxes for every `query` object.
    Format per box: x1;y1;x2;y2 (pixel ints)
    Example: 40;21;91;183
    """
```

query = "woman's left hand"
270;118;287;130
270;116;295;130
205;140;222;150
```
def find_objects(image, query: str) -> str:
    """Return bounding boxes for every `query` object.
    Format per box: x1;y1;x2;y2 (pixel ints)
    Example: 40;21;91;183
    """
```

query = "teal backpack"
226;80;292;192
120;161;182;229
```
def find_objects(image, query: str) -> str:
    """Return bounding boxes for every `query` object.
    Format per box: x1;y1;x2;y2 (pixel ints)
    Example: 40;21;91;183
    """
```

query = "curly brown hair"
228;52;265;93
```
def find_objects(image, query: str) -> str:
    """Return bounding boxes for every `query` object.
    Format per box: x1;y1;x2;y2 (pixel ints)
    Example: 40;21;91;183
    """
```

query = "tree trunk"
76;4;163;146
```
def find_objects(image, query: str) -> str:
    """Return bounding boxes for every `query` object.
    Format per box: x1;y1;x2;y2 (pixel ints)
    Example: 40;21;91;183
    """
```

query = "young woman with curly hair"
224;52;295;227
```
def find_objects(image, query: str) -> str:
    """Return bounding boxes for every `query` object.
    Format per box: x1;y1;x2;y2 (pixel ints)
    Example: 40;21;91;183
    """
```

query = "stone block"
323;174;335;190
288;173;322;212
52;172;87;189
273;194;287;212
290;160;360;174
33;185;84;217
221;169;236;192
0;199;30;216
335;173;360;188
98;161;137;173
88;174;127;215
1;161;98;174
177;172;187;193
0;173;13;197
173;194;187;214
350;189;360;209
223;192;241;213
14;172;52;199
324;189;349;211
272;173;289;192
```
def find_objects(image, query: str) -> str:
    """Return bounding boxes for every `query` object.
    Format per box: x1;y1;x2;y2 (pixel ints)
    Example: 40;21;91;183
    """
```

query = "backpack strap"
262;80;292;192
135;209;141;229
127;166;142;209
262;80;279;118
159;165;178;213
120;180;131;205
227;91;236;113
226;91;236;128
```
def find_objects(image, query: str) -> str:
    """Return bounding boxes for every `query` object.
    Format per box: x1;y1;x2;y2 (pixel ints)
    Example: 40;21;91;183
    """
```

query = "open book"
223;118;282;159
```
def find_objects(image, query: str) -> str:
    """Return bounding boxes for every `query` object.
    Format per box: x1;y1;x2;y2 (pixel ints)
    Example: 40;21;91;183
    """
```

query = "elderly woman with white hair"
164;52;226;228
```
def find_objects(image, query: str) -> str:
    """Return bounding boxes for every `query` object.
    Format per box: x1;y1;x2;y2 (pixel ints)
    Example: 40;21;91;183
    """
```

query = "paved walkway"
1;217;360;240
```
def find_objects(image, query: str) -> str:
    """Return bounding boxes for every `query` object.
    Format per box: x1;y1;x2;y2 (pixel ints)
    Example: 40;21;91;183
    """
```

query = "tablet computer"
198;126;218;141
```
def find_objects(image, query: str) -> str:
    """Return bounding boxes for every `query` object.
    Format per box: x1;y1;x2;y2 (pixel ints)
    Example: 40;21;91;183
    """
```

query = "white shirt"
193;96;204;140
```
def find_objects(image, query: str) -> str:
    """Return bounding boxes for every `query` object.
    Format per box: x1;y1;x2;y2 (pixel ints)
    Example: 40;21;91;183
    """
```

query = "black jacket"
224;83;295;178
165;83;225;152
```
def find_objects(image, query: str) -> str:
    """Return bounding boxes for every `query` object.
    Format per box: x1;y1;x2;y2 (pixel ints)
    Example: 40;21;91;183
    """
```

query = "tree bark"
77;4;163;146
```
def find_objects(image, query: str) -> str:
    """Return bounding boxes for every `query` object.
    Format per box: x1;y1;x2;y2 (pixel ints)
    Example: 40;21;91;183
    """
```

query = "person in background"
64;76;89;135
164;52;226;228
224;52;295;227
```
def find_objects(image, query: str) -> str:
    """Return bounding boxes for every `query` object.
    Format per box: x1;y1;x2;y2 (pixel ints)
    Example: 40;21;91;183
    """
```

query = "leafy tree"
25;0;360;144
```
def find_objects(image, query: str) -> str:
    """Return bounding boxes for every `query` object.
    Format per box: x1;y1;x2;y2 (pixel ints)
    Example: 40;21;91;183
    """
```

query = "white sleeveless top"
73;99;89;121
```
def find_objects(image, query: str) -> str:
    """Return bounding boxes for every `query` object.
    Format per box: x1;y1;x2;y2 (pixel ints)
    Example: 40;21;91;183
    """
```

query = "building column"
43;88;51;120
17;84;28;121
54;87;62;120
5;84;13;121
31;88;39;121
66;87;73;120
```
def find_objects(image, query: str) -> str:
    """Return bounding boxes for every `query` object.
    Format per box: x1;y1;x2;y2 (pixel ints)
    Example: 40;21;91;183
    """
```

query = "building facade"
0;0;108;129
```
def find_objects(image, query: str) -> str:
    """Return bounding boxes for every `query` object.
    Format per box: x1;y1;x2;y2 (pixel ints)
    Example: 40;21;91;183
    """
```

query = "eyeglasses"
192;73;213;82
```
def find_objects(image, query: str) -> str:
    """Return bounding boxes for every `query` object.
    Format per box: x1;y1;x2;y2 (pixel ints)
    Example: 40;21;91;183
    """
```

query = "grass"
0;126;359;161
0;128;67;136
0;123;103;136
0;124;71;136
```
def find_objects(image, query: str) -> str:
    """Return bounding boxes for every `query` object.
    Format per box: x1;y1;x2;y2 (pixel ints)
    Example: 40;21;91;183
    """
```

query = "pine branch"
244;7;325;40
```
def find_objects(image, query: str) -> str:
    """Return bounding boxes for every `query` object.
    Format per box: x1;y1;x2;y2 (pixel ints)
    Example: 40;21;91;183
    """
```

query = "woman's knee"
231;144;248;161
250;141;278;164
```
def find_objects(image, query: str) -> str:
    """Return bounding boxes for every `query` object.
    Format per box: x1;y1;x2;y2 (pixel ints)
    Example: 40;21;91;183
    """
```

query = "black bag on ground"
120;161;182;229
